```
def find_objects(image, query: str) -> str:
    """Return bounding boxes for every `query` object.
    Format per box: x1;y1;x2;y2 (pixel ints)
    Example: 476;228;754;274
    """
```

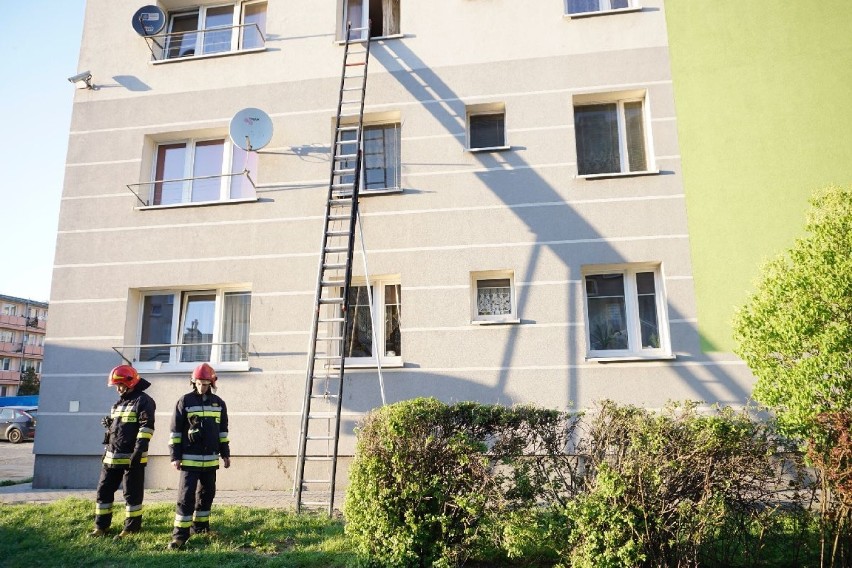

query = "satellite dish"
132;5;166;36
229;108;274;152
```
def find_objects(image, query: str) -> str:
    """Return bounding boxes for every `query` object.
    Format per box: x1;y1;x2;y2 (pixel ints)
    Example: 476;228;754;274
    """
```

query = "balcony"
142;22;265;62
127;171;257;208
0;370;19;383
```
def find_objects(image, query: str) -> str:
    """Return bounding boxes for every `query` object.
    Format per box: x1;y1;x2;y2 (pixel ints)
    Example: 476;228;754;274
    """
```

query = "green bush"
568;401;810;567
344;398;576;567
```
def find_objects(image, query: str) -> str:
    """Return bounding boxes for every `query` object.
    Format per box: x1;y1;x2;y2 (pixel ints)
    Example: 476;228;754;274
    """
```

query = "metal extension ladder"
294;22;372;515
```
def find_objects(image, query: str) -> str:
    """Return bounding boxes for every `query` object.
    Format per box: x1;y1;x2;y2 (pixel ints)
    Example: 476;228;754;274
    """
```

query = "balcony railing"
142;23;265;62
112;342;249;367
126;170;256;207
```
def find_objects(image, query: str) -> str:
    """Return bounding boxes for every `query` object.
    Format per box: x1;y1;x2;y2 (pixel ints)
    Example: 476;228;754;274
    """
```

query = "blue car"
0;406;37;443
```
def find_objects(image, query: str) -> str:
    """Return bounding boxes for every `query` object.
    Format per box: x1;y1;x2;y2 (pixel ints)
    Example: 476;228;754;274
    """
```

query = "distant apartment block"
0;294;48;396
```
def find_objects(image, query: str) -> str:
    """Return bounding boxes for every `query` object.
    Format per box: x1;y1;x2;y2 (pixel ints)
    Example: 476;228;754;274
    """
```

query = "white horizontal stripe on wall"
68;80;675;137
52;234;690;269
58;193;685;234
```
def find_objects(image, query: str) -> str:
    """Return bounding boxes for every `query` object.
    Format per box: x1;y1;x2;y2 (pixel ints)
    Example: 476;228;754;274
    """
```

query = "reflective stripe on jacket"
103;379;156;469
169;390;230;471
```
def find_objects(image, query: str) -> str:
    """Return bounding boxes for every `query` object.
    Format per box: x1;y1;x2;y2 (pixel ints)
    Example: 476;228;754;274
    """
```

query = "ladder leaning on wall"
294;22;372;515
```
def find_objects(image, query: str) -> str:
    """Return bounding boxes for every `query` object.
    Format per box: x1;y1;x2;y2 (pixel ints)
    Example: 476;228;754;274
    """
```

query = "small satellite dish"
229;108;274;152
132;5;166;36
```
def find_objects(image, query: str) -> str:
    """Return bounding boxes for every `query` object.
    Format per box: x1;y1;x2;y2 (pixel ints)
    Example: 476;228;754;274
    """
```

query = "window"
340;0;400;40
2;305;16;316
573;91;652;176
136;289;251;370
471;270;518;324
150;137;257;206
1;358;10;371
343;277;401;366
21;360;41;374
466;103;507;151
0;331;13;343
340;123;401;193
163;1;267;60
566;0;634;15
583;264;670;358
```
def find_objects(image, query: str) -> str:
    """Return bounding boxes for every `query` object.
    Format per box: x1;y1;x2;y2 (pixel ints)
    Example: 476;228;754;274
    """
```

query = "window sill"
134;361;250;373
137;197;259;211
465;145;511;153
360;188;404;197
564;7;642;19
586;353;676;363
576;169;660;180
151;47;267;65
335;34;405;45
471;318;521;325
340;360;404;369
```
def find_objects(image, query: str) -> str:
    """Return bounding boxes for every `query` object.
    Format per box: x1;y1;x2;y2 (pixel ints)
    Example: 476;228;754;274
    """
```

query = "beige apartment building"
0;295;48;397
36;0;757;489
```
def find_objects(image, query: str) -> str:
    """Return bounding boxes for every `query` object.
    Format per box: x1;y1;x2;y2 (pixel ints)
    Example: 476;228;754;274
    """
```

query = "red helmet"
191;362;217;385
108;365;140;389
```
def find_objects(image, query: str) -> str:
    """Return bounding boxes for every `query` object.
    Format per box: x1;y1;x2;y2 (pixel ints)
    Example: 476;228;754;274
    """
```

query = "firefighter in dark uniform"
89;365;156;539
168;362;231;550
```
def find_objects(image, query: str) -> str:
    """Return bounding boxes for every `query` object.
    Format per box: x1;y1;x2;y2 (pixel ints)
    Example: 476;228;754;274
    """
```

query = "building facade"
37;0;762;489
0;294;48;397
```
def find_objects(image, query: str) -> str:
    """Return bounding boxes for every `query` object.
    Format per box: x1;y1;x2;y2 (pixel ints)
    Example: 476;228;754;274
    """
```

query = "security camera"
68;71;94;88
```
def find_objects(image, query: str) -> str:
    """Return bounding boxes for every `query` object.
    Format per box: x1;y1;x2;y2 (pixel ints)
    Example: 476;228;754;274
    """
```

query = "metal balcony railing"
126;170;256;207
112;342;249;366
142;23;265;62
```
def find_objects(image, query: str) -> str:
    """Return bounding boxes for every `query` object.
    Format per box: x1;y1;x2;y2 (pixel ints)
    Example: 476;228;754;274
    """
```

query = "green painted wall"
664;0;852;351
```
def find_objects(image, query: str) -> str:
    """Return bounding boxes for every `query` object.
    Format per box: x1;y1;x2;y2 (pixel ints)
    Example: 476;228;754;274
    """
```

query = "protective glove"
101;415;113;428
129;450;143;470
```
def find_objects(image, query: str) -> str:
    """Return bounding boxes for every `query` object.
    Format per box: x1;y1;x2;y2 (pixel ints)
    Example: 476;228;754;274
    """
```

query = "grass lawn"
0;498;353;567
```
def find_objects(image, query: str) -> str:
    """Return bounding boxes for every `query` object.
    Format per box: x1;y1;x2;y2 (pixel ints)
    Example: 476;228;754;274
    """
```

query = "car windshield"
23;410;37;419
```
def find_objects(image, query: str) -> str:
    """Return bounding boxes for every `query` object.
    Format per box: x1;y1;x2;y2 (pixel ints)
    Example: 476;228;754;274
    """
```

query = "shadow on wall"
325;40;754;413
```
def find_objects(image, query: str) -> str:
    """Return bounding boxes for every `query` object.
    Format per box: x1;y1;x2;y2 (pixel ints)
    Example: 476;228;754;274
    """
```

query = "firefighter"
168;362;231;550
89;365;156;539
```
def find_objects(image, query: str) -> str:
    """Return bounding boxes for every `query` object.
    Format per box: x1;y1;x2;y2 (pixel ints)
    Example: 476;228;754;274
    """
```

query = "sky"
0;1;86;303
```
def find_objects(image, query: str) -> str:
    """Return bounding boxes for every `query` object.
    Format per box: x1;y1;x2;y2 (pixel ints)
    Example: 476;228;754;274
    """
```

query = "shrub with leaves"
343;397;577;567
734;185;852;444
567;400;805;567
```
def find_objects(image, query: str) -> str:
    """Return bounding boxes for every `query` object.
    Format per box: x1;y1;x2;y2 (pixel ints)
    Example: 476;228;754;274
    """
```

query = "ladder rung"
321;279;345;286
345;62;365;67
310;394;339;401
306;415;337;422
313;354;342;360
318;317;344;323
318;298;344;305
326;229;350;236
329;200;353;206
331;182;354;189
328;214;350;221
306;435;336;441
337;125;359;132
334;153;358;160
324;245;348;252
342;86;362;91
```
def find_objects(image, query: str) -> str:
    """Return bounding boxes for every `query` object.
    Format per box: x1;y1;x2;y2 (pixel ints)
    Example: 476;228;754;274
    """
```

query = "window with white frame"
467;103;507;151
340;0;400;40
0;358;10;371
163;1;267;60
583;264;670;358
2;304;16;316
573;91;653;176
343;277;401;366
566;0;634;16
150;137;257;206
0;331;13;343
471;270;518;323
339;123;401;193
136;288;251;370
21;360;41;374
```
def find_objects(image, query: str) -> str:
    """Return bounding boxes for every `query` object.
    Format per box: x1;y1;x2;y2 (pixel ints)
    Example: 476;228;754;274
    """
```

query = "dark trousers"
94;466;145;531
172;469;217;539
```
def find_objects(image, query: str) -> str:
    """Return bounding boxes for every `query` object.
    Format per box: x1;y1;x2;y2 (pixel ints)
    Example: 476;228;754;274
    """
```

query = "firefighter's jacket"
169;390;230;471
103;378;156;468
